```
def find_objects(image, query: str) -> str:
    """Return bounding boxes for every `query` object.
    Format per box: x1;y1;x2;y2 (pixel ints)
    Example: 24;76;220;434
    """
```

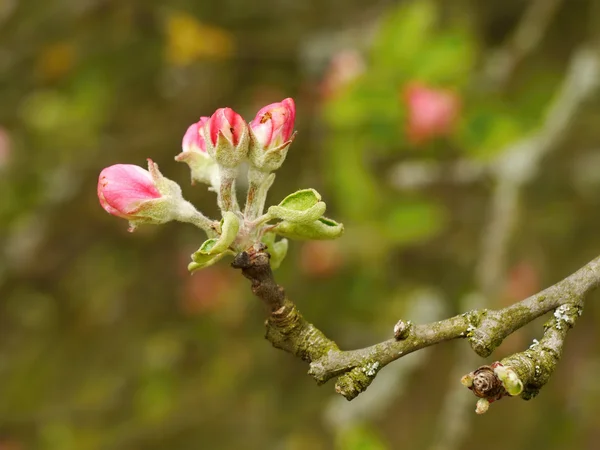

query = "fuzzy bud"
248;98;296;172
204;107;249;168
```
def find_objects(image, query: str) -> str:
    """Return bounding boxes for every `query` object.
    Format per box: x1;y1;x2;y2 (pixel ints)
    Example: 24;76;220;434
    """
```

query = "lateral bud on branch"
393;319;412;340
461;362;523;414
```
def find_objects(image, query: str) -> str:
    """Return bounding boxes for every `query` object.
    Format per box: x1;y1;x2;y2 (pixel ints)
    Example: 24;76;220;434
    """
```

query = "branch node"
393;319;412;340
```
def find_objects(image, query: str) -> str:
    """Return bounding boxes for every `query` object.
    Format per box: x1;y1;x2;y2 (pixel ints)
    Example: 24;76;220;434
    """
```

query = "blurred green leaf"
336;424;389;450
384;199;447;244
371;0;437;71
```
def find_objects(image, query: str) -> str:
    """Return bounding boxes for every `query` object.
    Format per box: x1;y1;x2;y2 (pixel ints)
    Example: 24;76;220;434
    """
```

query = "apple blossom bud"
98;159;213;232
98;164;162;220
248;98;296;172
403;82;460;145
175;117;219;188
182;117;209;153
204;107;249;168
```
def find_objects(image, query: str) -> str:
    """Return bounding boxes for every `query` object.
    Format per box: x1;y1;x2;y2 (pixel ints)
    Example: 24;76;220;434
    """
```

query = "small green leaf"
273;217;344;240
188;246;227;272
371;0;437;71
197;238;217;254
188;212;239;272
278;189;321;210
384;200;447;245
268;188;327;223
268;201;326;224
208;211;239;254
335;424;388;450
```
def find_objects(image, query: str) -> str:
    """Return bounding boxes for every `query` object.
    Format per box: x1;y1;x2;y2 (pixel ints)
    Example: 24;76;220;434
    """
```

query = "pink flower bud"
249;98;296;150
182;116;209;153
176;116;219;187
204;107;249;167
98;160;213;232
98;164;162;219
403;82;460;145
247;98;296;172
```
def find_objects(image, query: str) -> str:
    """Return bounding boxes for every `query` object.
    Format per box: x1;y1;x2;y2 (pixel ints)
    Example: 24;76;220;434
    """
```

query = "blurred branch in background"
481;0;563;88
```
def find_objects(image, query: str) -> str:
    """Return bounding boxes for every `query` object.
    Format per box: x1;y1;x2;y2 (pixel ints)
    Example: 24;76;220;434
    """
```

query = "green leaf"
411;30;476;86
209;211;239;254
456;101;527;160
188;244;227;272
188;212;239;272
371;0;437;71
278;188;321;210
336;424;388;450
268;189;327;223
273;217;344;240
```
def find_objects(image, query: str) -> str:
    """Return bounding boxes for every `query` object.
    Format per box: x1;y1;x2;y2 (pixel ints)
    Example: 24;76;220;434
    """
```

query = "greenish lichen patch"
265;300;339;363
334;364;379;400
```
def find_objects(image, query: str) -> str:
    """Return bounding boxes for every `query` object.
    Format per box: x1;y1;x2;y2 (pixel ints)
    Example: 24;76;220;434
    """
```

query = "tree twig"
232;245;600;402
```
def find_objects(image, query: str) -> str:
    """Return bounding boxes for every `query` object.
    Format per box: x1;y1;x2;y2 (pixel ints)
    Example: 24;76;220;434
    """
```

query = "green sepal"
174;150;218;187
273;217;344;240
268;189;327;224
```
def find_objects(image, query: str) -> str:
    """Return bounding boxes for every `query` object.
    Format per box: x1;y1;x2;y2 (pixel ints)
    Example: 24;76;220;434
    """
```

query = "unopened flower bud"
475;398;490;414
183;117;209;153
98;159;210;232
204;107;249;168
248;98;296;172
175;117;219;187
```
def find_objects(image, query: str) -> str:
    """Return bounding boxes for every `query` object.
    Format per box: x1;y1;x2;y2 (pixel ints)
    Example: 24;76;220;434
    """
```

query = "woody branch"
232;245;600;407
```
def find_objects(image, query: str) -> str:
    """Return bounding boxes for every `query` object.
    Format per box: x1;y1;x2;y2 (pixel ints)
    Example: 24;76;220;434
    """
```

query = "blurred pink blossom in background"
403;81;461;145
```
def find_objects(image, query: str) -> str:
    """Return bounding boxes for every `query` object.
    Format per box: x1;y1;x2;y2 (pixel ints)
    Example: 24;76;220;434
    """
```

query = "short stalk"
244;167;272;221
218;166;240;213
175;201;216;235
248;212;274;229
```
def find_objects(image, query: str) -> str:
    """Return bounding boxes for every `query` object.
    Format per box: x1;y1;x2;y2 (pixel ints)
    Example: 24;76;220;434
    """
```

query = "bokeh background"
2;0;600;449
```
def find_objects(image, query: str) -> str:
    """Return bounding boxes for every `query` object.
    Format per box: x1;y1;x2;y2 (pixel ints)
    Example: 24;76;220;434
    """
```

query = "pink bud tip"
98;164;161;219
403;82;460;145
206;107;247;147
182;116;209;153
249;98;296;149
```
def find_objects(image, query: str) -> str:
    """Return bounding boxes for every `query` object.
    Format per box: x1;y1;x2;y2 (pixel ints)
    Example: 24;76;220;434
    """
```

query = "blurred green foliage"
1;0;600;449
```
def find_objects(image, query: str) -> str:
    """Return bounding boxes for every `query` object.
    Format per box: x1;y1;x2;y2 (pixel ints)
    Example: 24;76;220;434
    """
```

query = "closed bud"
98;159;198;231
248;98;296;172
204;107;249;168
175;117;219;188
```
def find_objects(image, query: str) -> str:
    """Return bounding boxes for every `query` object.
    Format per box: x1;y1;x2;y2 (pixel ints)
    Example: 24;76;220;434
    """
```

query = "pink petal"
98;164;161;216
